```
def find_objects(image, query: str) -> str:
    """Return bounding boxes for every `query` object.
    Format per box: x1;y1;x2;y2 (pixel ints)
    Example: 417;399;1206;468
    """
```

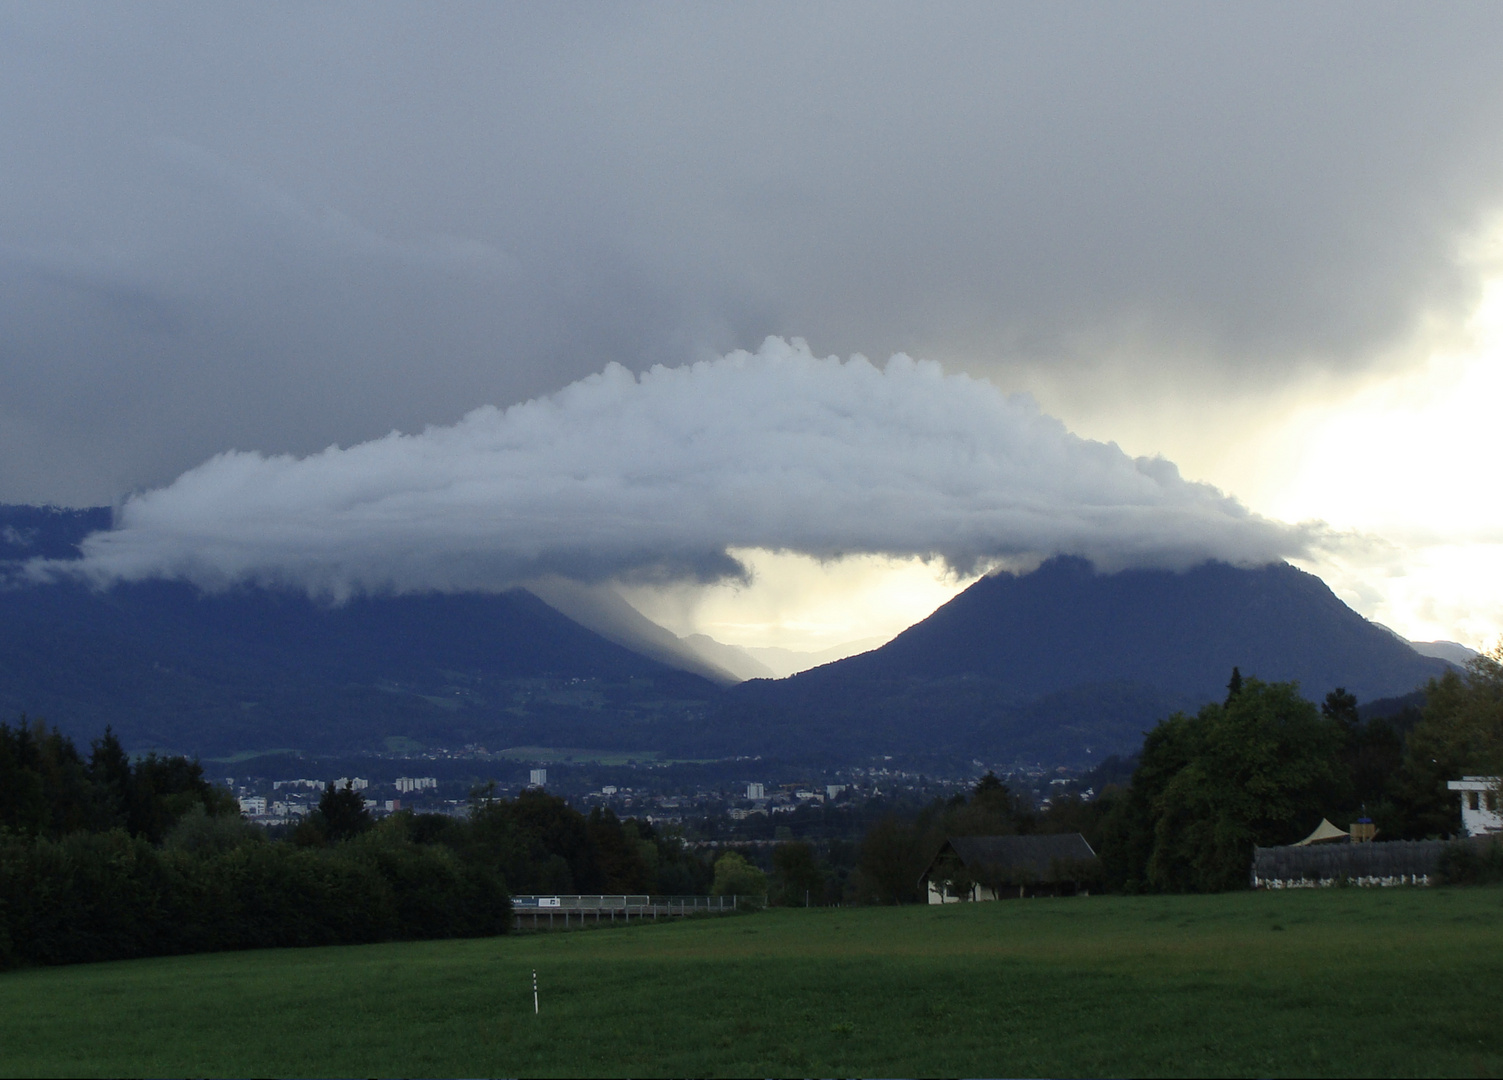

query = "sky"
3;2;1502;652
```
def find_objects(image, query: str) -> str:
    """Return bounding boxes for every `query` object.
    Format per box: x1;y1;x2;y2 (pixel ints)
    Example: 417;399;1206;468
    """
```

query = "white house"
1447;776;1502;836
238;795;266;816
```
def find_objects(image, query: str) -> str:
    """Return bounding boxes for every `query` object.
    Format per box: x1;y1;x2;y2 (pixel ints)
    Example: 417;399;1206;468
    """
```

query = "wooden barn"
920;834;1099;902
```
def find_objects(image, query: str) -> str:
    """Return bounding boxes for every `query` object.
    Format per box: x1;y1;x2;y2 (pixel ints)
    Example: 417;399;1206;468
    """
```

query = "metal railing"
512;894;746;911
510;894;759;930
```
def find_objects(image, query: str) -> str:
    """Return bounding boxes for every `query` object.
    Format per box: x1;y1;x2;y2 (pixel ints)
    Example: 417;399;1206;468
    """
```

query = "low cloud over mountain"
61;339;1314;596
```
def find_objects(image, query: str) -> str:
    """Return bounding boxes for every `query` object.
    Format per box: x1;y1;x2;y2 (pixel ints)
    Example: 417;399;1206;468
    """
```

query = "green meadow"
2;887;1500;1078
496;746;715;765
496;745;664;765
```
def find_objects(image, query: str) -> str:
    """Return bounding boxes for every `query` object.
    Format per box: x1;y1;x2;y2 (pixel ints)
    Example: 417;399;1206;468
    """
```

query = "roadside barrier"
509;894;757;931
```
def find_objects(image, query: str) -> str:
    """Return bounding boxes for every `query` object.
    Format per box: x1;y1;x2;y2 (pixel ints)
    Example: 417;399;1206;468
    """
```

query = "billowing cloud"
62;339;1313;596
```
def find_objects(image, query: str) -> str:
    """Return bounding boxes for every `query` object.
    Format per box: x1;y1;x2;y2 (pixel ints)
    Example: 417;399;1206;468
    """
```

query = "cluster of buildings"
226;756;1086;835
232;775;445;822
725;782;849;820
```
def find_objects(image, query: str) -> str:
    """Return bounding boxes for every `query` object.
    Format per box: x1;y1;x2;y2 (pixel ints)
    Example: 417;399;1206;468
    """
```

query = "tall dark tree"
1392;648;1503;837
0;718;94;838
969;771;1015;817
856;814;925;904
511;789;597;891
317;781;374;842
1321;687;1360;730
771;841;826;906
586;806;652;894
1102;678;1349;892
1225;666;1243;704
129;753;227;843
85;726;131;831
2;718;229;842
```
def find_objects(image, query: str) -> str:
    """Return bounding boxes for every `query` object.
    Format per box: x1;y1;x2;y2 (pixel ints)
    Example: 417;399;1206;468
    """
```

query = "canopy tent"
1294;818;1349;846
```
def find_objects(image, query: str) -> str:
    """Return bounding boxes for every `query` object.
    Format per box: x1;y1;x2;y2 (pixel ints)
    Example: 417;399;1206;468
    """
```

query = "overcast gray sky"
4;2;1503;505
5;2;1503;649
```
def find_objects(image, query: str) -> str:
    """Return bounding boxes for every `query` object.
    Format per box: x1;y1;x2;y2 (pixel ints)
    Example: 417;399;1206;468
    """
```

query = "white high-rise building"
530;768;547;787
746;782;765;800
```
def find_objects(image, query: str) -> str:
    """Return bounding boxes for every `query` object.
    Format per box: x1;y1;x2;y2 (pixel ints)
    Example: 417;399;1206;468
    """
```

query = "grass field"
2;887;1501;1077
495;746;715;765
496;745;663;765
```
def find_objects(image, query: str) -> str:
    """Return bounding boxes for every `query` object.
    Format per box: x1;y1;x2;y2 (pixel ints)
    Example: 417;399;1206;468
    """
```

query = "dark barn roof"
922;833;1097;884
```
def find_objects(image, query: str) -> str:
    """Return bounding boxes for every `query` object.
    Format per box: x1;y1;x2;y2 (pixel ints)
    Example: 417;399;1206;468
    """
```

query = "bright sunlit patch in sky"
1230;268;1503;649
618;548;979;653
1268;282;1503;533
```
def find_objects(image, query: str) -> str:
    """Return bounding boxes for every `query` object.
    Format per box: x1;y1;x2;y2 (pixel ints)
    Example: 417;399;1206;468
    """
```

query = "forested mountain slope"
0;507;718;756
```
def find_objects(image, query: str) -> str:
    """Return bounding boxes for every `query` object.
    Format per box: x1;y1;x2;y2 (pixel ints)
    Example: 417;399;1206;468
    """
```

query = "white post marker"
533;969;539;1015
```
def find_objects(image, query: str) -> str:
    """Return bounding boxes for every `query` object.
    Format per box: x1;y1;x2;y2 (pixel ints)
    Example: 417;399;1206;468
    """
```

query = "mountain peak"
712;558;1452;764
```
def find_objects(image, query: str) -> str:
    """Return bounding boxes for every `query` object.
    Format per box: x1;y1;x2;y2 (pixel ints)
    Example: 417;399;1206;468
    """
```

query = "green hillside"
2;888;1500;1077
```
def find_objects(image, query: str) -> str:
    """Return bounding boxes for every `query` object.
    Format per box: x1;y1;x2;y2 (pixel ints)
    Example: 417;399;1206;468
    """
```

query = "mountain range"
0;505;1457;765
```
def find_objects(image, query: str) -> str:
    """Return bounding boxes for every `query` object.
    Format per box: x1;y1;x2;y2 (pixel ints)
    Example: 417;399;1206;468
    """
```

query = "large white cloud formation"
65;339;1312;594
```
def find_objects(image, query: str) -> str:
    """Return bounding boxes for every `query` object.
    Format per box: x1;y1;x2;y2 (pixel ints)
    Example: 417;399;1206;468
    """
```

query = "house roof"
922;833;1097;883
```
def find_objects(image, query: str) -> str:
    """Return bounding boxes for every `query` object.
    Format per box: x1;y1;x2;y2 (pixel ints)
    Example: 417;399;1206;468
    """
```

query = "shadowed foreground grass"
2;887;1501;1077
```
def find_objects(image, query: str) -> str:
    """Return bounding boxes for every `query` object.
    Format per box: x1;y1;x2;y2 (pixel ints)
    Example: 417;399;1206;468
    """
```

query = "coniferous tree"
317;781;374;842
1225;666;1243;704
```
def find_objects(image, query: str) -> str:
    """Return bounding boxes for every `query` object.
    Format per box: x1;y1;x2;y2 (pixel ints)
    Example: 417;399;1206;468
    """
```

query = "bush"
710;851;767;898
0;826;512;970
1436;838;1503;885
164;805;263;856
770;842;826;906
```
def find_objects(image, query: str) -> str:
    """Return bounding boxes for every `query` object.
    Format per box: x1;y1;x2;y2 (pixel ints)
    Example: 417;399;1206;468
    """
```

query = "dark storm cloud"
3;2;1503;504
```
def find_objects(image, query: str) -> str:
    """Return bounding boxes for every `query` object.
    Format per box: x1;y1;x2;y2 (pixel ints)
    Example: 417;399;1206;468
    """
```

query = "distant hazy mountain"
740;638;888;679
705;557;1454;765
1407;640;1478;666
1370;620;1479;668
678;634;777;681
521;578;878;681
0;577;725;757
522;576;754;684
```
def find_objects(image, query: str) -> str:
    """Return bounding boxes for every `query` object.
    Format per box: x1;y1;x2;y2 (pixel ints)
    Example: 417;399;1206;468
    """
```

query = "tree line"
0;720;756;969
850;651;1503;899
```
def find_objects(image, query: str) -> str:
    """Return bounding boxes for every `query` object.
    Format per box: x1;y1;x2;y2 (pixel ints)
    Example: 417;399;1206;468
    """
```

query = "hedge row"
0;826;511;969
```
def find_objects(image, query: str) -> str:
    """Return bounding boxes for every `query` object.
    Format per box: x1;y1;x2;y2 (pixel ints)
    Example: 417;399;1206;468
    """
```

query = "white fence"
1251;839;1446;888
